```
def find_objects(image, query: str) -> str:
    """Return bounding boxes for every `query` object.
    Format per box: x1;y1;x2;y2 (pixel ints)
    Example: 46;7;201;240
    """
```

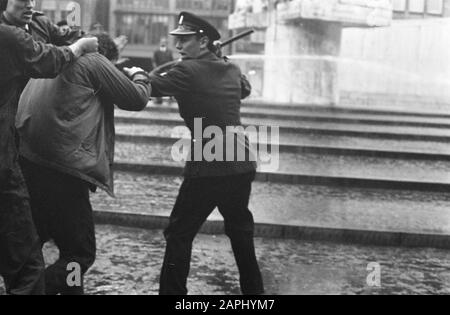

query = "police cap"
170;12;221;41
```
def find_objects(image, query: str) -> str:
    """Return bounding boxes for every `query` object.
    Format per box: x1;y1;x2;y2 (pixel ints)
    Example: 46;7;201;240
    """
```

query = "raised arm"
48;20;83;46
84;54;151;111
1;25;97;79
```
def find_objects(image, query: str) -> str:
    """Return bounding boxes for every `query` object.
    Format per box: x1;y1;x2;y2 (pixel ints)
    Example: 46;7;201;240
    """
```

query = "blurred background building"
228;0;450;110
36;0;234;71
34;0;450;109
109;0;233;63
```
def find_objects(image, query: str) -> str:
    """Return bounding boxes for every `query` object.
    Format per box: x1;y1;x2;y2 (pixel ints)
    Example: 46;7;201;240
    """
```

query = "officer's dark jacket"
149;51;257;178
0;25;74;186
0;11;82;45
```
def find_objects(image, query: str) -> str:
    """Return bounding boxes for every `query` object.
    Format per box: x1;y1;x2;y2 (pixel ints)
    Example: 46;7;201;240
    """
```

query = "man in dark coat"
0;0;82;46
0;22;98;295
149;12;264;296
17;32;151;295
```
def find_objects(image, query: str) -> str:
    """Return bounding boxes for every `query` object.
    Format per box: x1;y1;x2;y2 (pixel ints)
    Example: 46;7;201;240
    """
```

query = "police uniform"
0;24;75;295
150;12;264;295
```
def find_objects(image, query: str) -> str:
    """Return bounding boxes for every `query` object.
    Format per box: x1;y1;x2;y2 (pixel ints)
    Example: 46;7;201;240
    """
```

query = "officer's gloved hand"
69;37;99;58
123;67;149;80
213;40;223;58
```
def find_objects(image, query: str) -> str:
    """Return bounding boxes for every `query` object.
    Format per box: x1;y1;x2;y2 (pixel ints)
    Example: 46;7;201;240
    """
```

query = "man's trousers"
20;158;96;295
0;162;45;295
159;172;264;295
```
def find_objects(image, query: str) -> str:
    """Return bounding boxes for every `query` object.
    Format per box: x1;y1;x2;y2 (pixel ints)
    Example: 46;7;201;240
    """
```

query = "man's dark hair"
0;0;8;11
57;20;69;27
90;32;119;62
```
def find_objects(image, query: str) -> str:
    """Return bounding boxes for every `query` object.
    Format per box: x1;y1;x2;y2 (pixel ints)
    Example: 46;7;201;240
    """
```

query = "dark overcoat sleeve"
81;53;151;111
35;14;82;45
148;62;192;98
0;25;74;78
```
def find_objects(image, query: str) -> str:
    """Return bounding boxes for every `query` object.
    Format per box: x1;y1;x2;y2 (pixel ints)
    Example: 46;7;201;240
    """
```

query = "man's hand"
69;37;99;58
213;40;223;58
123;67;146;78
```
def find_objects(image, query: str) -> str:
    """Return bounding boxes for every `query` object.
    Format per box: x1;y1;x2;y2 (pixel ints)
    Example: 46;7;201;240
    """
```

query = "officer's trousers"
20;158;96;295
0;162;45;295
159;172;265;295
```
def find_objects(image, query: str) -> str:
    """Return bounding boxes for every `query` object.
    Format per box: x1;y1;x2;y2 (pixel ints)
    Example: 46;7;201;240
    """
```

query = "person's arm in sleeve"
4;25;73;78
43;16;83;46
241;74;252;99
86;54;151;111
148;63;192;98
2;26;98;78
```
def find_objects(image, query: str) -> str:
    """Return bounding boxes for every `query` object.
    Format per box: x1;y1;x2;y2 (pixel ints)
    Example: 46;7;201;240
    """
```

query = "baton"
150;29;255;76
219;29;255;48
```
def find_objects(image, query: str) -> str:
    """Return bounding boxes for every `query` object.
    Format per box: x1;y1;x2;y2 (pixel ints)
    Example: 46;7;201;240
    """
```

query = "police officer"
0;20;98;295
149;12;265;295
0;0;81;45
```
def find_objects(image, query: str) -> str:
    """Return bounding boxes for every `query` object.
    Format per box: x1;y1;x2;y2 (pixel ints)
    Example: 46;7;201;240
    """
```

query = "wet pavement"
2;224;450;295
92;172;450;234
114;141;450;183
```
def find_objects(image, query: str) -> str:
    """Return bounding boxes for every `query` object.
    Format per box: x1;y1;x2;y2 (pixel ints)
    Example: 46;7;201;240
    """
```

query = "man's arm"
1;25;97;79
36;15;83;46
148;63;192;98
84;54;151;111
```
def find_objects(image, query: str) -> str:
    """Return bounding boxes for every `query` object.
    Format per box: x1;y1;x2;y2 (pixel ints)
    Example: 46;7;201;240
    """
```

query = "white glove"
123;67;146;78
213;40;223;58
69;37;99;58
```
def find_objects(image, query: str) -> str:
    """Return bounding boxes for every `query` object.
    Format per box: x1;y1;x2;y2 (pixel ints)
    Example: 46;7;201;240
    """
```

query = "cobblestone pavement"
91;172;450;234
2;225;450;295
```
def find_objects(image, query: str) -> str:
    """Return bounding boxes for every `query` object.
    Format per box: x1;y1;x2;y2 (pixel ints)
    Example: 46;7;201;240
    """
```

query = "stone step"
151;99;450;119
115;134;450;161
114;111;450;142
91;172;450;244
242;100;450;119
116;123;450;155
114;141;450;189
143;105;450;129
